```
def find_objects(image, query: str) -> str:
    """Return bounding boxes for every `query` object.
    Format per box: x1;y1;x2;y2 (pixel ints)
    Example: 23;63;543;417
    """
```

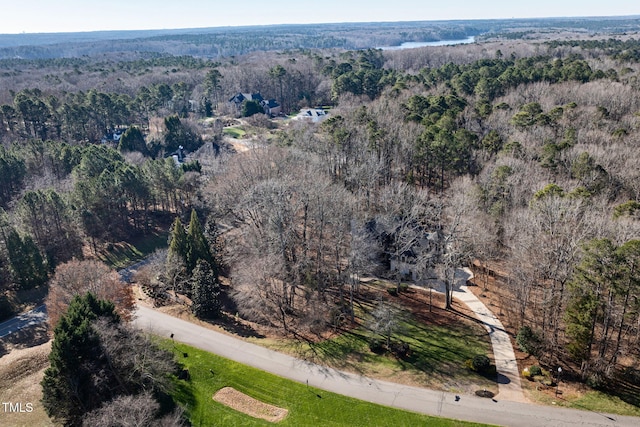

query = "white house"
293;108;328;123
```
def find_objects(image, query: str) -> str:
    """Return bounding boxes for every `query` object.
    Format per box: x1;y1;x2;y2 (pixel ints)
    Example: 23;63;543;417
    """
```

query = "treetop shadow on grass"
298;315;492;385
448;306;512;336
97;230;169;269
209;312;265;339
604;380;640;409
170;376;198;411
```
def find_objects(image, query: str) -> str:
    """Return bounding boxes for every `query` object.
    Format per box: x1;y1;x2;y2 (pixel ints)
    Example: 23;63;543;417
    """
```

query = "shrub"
529;365;542;377
522;368;532;380
586;373;604;389
387;287;398;296
391;341;410;359
398;283;409;293
472;354;491;373
516;326;541;355
369;338;385;354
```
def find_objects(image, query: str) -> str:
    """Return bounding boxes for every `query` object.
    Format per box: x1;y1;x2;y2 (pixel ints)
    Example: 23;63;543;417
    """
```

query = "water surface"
379;36;475;50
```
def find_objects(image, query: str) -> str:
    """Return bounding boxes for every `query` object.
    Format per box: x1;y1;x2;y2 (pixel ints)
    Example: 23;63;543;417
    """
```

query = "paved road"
0;259;148;339
133;305;640;427
0;304;47;338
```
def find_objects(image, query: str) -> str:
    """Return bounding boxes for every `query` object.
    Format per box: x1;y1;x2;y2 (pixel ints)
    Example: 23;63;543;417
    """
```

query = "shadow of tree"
604;379;640;410
0;323;50;352
497;373;511;384
210;313;265;339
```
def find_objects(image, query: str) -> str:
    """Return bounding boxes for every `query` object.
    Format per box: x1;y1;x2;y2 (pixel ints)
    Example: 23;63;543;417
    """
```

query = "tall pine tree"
204;216;225;278
187;209;212;271
5;229;47;289
41;293;120;426
190;259;221;319
168;217;189;266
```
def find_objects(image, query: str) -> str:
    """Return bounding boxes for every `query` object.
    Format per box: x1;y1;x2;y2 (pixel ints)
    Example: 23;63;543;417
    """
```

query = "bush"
369;338;385;354
522;368;532;380
516;326;541;355
387;287;398;296
398;283;409;293
586;373;604;389
391;341;410;359
472;354;491;373
529;365;542;377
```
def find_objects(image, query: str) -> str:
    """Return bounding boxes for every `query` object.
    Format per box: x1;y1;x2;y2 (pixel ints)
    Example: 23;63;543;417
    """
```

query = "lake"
379;36;475;50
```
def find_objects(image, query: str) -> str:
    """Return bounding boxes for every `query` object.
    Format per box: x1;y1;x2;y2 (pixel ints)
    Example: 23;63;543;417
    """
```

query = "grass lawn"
265;316;495;393
167;341;492;427
223;126;246;139
97;231;168;269
526;384;640;417
257;289;496;394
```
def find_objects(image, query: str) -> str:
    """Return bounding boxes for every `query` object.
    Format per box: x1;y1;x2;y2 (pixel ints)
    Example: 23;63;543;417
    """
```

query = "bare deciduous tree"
46;259;134;329
368;299;404;348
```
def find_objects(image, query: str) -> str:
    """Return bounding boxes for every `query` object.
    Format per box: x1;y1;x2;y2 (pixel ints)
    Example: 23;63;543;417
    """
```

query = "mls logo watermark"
2;402;34;413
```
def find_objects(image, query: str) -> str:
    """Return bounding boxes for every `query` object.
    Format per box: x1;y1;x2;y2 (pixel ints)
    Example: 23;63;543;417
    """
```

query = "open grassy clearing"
96;230;168;269
166;341;492;427
222;126;246;139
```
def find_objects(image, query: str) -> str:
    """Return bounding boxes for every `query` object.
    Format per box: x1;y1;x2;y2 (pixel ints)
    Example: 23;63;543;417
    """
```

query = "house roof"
293;108;328;122
263;99;280;108
229;92;264;103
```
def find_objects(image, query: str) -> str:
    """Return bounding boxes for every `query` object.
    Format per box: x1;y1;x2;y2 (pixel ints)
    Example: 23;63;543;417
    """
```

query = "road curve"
0;304;47;338
133;305;639;427
0;259;149;339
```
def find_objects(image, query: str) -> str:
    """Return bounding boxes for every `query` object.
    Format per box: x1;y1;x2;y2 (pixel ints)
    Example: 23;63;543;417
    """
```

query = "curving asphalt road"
0;304;47;338
133;305;639;427
3;264;639;426
0;258;149;339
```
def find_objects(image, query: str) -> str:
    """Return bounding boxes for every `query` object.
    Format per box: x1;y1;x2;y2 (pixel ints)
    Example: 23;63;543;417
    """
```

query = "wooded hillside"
1;18;639;395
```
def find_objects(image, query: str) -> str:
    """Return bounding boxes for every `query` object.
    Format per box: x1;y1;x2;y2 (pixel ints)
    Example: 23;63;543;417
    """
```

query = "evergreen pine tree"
41;293;119;426
204;216;225;279
187;209;212;271
168;217;189;266
5;229;47;289
190;259;221;319
117;126;149;156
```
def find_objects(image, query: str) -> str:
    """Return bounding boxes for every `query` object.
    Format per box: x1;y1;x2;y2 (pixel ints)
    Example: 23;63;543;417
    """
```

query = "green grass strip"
168;341;493;427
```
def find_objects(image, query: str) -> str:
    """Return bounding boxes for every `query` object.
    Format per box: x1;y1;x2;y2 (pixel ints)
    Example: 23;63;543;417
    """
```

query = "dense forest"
1;17;640;413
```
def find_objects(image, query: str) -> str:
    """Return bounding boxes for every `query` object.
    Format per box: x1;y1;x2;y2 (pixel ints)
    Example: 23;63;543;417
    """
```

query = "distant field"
222;126;246;139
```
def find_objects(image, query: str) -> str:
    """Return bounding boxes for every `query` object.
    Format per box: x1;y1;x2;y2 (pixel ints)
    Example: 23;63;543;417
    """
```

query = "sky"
1;0;638;34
